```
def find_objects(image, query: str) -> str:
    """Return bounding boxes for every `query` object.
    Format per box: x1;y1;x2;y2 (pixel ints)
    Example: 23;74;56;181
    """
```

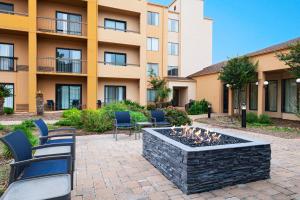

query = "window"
265;81;278;112
147;63;159;77
56;48;82;73
104;52;127;66
56;12;82;35
0;2;13;14
56;85;82;110
168;66;178;76
104;86;126;104
168;42;179;55
283;79;299;113
0;83;14;109
104;18;126;32
0;43;14;71
147;37;159;51
168;19;179;32
233;89;246;109
147;11;159;26
147;89;157;102
249;82;258;110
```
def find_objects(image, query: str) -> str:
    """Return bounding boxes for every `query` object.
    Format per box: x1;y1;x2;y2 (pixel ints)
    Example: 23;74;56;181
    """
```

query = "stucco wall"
1;0;28;14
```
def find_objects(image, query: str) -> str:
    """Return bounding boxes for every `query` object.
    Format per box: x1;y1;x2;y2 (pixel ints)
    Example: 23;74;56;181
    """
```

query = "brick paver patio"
72;123;300;200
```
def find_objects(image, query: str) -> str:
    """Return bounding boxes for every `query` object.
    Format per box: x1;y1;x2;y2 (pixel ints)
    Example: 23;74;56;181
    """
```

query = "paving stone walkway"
72;123;300;200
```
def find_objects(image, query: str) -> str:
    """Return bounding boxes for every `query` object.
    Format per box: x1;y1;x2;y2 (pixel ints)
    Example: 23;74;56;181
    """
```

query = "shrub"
3;107;14;115
165;107;192;126
2;124;38;158
130;111;148;124
0;124;4;131
147;104;156;110
246;112;258;123
188;99;210;115
81;109;113;132
21;119;35;129
56;108;82;128
123;100;145;111
258;114;272;124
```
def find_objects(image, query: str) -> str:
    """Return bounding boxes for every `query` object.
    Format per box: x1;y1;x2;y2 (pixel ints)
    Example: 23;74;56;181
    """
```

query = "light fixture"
226;84;231;88
296;78;300;84
255;81;259;86
241;103;247;110
263;81;269;86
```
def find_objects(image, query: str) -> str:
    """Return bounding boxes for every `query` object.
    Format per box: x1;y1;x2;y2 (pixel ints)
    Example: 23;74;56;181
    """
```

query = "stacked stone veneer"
143;128;271;194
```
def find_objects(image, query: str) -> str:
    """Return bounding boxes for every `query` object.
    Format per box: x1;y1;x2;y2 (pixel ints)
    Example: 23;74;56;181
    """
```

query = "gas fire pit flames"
170;125;221;145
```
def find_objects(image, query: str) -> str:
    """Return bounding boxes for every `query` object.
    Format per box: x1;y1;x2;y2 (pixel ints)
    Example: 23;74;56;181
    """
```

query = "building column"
257;71;266;115
139;6;147;106
228;88;234;116
28;0;37;113
87;0;98;109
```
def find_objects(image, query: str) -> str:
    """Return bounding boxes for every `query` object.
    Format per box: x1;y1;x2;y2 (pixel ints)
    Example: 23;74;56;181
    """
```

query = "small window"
147;63;159;77
249;82;258;110
168;66;178;77
0;43;14;71
147;11;159;26
56;12;82;35
147;89;157;102
168;42;179;55
168;19;179;32
147;37;159;51
265;80;278;112
104;19;126;32
0;2;13;14
104;52;127;66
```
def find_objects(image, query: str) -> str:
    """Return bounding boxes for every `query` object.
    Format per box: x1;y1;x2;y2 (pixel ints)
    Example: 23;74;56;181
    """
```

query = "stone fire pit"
142;126;271;194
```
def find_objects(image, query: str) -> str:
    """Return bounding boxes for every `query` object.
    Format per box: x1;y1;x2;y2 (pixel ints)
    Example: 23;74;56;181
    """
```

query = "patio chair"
151;110;172;127
72;100;81;109
114;111;134;141
47;100;55;111
0;131;73;188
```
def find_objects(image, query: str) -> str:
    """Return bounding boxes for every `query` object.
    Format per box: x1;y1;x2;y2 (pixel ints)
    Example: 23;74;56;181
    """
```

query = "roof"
165;76;196;82
188;37;300;78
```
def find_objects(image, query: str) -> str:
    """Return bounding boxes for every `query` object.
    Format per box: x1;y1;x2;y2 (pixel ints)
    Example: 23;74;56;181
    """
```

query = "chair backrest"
0;131;32;162
151;110;165;122
34;119;49;144
47;100;54;106
115;111;131;124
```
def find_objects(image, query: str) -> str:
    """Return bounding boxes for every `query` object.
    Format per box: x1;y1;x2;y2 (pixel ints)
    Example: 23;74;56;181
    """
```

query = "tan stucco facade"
0;0;212;112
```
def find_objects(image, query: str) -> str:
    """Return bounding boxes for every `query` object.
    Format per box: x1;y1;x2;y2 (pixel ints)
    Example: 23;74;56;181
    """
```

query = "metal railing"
98;25;140;34
0;9;28;16
98;61;139;67
0;56;17;71
37;57;87;74
37;17;87;37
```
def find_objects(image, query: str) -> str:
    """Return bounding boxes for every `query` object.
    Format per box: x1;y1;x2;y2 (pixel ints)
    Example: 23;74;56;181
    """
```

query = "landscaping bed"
196;116;300;139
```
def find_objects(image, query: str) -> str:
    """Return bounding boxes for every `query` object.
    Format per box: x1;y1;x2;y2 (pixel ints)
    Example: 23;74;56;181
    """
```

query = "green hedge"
165;107;192;126
246;112;272;125
4;107;14;115
188;99;210;115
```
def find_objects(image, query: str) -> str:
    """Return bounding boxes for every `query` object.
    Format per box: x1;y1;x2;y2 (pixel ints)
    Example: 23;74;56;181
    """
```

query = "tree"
148;71;171;103
219;56;258;114
0;85;12;115
277;42;300;78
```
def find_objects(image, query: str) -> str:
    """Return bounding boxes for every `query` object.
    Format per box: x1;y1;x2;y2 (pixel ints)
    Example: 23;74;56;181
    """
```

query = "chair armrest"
40;133;75;139
11;155;71;168
32;143;73;150
48;128;76;133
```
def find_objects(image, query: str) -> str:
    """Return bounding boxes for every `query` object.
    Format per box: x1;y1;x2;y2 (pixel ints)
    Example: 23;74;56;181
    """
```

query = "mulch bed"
196;116;300;139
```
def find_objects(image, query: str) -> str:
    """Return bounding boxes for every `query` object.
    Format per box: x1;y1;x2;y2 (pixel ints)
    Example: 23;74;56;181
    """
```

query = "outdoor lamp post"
241;103;247;128
208;104;212;119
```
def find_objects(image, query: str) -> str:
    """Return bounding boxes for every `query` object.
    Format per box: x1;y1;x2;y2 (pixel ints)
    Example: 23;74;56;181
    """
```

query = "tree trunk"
0;97;4;115
237;89;241;116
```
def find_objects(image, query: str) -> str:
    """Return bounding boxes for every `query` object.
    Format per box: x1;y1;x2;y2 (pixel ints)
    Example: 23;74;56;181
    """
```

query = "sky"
148;0;300;64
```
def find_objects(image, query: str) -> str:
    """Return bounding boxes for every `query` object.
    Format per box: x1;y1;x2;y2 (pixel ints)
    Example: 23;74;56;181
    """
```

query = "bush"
258;114;272;124
147;104;156;110
56;108;82;128
21;119;35;129
188;99;210;115
0;124;4;131
130;111;148;124
81;109;113;132
4;107;14;115
2;124;38;158
165;107;192;126
123;100;145;111
246;112;258;123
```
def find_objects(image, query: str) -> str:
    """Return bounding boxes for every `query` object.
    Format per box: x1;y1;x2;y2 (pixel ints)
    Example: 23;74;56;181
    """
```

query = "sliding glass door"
0;43;14;71
56;12;82;35
56;85;82;110
104;86;126;104
56;48;81;73
0;83;14;109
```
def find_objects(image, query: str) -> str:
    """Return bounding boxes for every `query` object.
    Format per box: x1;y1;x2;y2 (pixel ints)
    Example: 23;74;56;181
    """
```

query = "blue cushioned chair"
0;131;73;188
114;111;134;141
151;110;172;127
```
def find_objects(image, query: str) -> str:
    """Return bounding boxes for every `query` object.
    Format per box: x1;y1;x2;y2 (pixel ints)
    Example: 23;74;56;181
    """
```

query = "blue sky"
148;0;300;64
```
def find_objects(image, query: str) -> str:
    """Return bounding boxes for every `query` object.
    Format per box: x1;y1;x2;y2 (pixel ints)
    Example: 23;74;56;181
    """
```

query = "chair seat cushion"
156;121;171;126
21;159;68;180
116;123;133;128
46;138;74;144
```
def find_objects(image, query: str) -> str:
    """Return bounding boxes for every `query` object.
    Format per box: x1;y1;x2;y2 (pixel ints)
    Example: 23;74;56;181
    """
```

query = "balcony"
37;17;87;38
98;26;141;46
98;61;142;79
0;56;18;72
0;10;29;31
37;57;87;75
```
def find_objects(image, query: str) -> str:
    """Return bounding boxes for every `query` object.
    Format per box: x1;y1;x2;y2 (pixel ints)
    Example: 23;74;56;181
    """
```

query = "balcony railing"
98;25;140;34
98;61;139;67
0;9;28;16
37;17;87;37
37;57;86;74
0;56;18;71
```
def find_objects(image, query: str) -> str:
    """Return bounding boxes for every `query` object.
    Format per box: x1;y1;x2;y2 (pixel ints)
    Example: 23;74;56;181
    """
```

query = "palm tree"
0;85;12;115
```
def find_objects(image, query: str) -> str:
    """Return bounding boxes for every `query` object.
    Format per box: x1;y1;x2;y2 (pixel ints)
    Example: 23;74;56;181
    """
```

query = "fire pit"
143;126;271;194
